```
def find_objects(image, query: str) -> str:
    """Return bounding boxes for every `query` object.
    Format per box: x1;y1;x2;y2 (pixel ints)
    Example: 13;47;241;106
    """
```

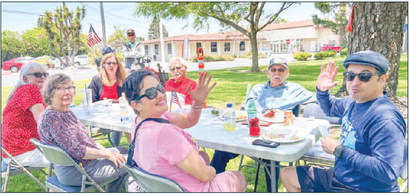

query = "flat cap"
343;50;389;74
102;46;115;55
268;57;288;69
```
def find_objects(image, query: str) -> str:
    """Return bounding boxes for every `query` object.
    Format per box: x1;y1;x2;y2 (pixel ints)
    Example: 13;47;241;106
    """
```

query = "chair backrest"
124;165;185;192
302;103;341;124
401;140;408;179
157;63;169;84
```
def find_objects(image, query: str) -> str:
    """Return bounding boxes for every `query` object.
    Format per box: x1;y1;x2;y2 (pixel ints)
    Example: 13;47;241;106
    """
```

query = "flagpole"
100;2;107;45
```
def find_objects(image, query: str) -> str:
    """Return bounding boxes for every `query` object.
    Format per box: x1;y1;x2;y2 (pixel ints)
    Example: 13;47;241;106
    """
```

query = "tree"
21;27;51;57
148;16;169;40
1;30;25;61
336;2;407;104
38;5;86;67
312;2;350;48
136;2;294;72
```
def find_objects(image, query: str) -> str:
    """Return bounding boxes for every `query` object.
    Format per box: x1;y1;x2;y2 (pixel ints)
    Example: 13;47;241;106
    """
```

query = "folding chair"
1;146;47;192
30;138;114;192
124;164;185;192
399;140;408;192
157;63;169;85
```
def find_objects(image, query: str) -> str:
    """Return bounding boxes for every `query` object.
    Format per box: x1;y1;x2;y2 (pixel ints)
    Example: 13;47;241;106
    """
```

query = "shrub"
313;52;326;60
340;48;348;56
293;52;312;61
191;55;235;62
326;50;337;58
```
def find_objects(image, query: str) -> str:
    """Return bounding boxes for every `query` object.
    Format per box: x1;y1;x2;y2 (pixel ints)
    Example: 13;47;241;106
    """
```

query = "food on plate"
263;109;275;118
235;111;247;120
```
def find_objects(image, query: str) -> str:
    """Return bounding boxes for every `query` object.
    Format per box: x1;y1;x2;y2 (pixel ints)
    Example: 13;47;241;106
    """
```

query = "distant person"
2;63;50;167
210;57;316;192
164;57;197;111
281;50;406;192
88;52;128;147
39;73;128;192
122;29;144;71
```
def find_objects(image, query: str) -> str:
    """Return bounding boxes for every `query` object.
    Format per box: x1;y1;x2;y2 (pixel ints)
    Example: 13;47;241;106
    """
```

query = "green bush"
293;52;312;61
191;55;235;62
314;50;337;60
340;48;348;56
326;50;337;58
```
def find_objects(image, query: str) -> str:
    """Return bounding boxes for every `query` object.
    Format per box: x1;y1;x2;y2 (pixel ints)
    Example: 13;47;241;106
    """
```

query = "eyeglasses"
27;72;49;78
127;33;135;37
56;86;76;92
170;66;183;71
134;84;165;101
269;68;286;73
343;71;381;82
104;62;118;66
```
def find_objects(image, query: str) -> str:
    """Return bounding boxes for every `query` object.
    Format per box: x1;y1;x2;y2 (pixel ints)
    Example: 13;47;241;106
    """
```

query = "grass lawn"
1;55;407;192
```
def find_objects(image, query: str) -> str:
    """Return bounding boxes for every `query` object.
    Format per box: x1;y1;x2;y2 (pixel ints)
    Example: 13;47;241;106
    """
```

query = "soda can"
249;117;260;137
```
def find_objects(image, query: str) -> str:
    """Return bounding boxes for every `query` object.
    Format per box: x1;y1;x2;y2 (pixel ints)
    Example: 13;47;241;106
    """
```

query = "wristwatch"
333;145;346;158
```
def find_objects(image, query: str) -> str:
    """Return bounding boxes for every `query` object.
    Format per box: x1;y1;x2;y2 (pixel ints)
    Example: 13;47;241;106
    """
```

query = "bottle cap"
226;103;233;108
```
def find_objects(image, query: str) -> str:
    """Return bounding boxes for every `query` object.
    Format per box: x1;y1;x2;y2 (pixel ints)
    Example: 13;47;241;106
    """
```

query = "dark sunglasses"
343;71;380;82
170;66;183;71
270;68;286;73
135;84;165;101
27;72;49;78
127;33;135;36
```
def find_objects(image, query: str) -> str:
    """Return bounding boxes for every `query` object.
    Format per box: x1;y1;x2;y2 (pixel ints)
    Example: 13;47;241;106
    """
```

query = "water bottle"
246;98;257;123
223;103;236;131
119;93;130;123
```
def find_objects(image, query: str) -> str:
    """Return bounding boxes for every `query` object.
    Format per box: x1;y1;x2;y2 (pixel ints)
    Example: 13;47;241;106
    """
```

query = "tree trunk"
250;32;260;72
336;2;407;101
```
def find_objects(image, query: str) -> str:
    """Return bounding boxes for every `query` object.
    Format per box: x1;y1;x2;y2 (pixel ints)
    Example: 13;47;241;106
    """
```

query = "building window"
239;41;245;51
224;42;230;52
211;42;217;52
154;44;159;55
196;42;202;51
167;43;172;54
144;45;149;56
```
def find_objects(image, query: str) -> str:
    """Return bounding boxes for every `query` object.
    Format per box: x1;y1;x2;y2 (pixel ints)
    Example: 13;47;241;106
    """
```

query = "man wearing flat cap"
122;29;144;71
211;57;316;192
281;50;406;192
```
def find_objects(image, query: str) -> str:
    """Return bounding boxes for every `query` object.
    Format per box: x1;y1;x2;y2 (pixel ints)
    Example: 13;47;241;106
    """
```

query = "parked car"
33;55;58;69
74;54;89;66
320;44;341;52
2;56;35;72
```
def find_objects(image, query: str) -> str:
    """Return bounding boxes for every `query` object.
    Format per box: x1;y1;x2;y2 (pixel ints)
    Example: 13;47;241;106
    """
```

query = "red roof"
142;32;250;44
262;20;316;31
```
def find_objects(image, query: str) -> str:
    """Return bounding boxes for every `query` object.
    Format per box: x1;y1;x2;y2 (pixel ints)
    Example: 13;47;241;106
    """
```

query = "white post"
159;18;165;64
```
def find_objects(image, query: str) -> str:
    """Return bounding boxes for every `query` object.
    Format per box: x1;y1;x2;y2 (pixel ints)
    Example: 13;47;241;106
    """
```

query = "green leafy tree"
21;27;51;57
38;5;86;67
312;2;350;48
1;30;25;61
136;2;294;72
148;16;169;40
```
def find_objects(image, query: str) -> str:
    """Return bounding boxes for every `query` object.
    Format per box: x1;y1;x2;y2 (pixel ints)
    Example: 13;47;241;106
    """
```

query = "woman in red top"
164;57;197;111
88;51;128;146
2;63;50;167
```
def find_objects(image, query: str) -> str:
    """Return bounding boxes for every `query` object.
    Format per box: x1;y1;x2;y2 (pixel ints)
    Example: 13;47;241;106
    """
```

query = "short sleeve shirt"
2;85;46;158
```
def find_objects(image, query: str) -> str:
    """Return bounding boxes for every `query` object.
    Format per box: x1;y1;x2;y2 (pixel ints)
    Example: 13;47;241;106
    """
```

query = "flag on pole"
346;6;355;33
87;25;102;47
170;90;181;111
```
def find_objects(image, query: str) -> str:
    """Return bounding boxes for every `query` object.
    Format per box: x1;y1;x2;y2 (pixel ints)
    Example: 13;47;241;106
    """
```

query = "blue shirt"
246;81;316;114
317;89;406;192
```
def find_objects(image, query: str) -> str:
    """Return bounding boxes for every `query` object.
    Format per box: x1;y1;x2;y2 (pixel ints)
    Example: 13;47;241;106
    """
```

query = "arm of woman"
176;150;216;182
171;72;216;129
29;103;45;124
83;147;126;167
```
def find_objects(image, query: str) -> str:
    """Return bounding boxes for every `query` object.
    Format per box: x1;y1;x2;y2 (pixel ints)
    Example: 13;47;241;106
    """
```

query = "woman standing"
38;73;127;192
2;63;50;167
123;69;246;192
88;52;128;146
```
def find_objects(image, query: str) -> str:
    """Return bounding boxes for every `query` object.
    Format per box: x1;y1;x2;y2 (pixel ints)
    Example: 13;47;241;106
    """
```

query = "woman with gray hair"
2;63;50;167
38;73;127;192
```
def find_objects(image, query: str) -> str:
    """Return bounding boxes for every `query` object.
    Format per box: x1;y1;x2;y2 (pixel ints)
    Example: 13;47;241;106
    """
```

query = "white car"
74;54;89;66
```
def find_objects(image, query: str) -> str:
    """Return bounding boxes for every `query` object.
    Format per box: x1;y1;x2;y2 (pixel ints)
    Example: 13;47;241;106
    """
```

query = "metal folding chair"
124;164;185;192
157;63;169;85
1;146;47;192
30;138;114;192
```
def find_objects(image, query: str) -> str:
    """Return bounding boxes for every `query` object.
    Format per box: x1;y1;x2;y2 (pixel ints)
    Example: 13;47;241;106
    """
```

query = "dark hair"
122;69;158;105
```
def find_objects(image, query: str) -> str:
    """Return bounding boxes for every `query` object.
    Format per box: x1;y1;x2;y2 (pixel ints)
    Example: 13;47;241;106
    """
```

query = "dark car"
2;56;35;72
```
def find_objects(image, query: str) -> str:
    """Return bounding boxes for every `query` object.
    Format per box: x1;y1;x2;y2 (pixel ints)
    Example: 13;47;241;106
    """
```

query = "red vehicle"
320;44;341;52
2;56;35;73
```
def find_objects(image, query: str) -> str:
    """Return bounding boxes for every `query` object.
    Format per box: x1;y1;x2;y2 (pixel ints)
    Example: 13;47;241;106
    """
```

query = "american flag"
170;90;181;111
87;25;102;47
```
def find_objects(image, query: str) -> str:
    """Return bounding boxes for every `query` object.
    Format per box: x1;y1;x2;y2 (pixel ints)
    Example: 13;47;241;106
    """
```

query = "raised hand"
316;61;339;91
188;72;217;104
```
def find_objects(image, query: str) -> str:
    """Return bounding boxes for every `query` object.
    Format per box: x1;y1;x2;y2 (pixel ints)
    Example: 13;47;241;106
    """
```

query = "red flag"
346;6;355;33
87;25;102;47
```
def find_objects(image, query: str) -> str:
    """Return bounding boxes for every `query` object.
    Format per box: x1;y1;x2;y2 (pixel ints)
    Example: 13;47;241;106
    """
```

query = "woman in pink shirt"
123;69;246;192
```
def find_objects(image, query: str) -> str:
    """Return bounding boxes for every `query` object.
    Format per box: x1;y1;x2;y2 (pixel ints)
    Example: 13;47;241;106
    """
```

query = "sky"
1;2;324;40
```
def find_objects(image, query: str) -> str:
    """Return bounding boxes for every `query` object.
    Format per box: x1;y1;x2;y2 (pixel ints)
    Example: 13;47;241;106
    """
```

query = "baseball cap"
127;29;135;35
102;46;115;55
268;57;288;69
343;50;389;74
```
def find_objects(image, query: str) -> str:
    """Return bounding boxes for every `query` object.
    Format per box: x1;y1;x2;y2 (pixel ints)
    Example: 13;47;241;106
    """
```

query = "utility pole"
159;18;165;64
100;2;107;45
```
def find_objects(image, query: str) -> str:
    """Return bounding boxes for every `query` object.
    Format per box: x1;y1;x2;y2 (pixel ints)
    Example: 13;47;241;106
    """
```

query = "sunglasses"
269;68;286;73
127;33;135;36
170;66;183;71
343;71;381;82
105;62;118;66
56;86;76;92
135;84;165;101
27;72;49;78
